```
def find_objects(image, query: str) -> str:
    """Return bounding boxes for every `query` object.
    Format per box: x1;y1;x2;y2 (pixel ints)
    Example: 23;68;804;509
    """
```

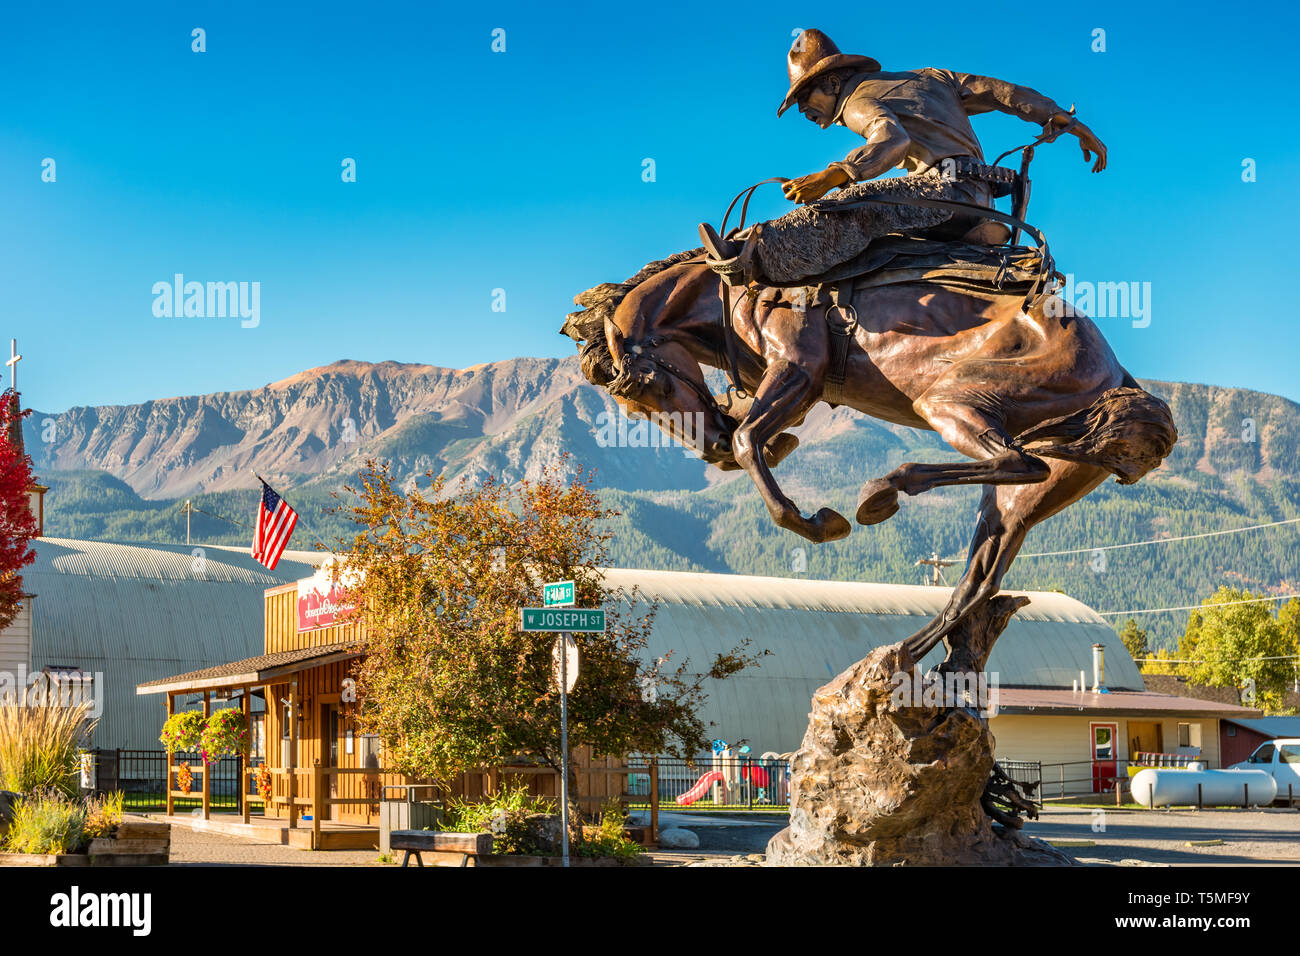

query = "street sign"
543;580;575;607
519;607;605;632
552;634;579;692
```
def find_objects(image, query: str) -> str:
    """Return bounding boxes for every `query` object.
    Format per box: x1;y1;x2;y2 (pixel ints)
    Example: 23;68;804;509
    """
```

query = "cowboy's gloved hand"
1051;112;1107;173
782;167;850;203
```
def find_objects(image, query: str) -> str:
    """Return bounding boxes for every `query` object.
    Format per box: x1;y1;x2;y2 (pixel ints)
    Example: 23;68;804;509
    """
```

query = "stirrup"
698;222;748;287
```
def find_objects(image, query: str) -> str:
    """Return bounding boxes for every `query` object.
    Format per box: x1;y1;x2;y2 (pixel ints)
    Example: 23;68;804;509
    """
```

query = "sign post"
534;580;590;868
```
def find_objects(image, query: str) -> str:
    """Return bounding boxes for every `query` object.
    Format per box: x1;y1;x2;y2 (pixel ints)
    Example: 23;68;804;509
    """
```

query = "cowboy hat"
777;29;880;117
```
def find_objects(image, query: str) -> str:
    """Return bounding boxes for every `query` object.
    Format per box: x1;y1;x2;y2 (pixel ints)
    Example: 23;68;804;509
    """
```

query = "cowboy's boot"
698;222;749;287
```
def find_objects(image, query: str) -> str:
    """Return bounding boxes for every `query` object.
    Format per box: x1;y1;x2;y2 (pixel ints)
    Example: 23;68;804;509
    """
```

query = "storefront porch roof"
135;642;363;696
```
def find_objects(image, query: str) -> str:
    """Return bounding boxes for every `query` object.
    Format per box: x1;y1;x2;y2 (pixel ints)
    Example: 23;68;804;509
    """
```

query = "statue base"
766;596;1073;866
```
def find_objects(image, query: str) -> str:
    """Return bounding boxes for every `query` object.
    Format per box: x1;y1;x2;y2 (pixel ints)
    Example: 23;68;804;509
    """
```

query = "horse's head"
562;251;738;466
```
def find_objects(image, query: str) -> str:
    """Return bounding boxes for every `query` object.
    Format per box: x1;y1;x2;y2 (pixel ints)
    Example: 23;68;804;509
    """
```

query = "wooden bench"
389;830;493;868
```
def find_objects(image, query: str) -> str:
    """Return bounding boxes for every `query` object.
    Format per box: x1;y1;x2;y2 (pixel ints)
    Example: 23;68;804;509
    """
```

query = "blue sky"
2;0;1297;411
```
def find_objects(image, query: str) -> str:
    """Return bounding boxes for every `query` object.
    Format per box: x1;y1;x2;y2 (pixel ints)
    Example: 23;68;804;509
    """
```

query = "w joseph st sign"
518;608;605;633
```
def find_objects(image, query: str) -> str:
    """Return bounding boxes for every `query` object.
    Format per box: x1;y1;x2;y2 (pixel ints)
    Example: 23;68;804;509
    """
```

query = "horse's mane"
560;247;703;386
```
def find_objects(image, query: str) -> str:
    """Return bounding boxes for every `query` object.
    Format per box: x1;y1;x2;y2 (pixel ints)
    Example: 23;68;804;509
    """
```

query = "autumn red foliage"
0;390;38;631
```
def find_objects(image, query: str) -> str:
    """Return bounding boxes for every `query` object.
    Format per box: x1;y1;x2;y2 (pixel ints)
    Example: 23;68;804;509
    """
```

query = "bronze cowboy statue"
562;29;1175;667
698;29;1109;286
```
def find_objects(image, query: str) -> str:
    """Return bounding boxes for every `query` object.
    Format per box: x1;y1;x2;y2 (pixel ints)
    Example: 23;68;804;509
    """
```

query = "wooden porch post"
165;693;175;817
201;691;211;821
288;679;299;829
312;760;324;850
241;689;252;825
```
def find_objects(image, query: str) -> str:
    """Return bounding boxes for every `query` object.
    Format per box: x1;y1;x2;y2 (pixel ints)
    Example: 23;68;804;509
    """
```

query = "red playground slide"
675;771;724;806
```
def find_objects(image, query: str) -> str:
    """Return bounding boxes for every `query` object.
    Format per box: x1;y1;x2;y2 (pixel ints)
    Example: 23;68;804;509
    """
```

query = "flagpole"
252;471;333;555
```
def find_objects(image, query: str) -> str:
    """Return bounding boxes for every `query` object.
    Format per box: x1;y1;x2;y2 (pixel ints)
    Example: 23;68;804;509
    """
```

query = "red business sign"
297;577;357;631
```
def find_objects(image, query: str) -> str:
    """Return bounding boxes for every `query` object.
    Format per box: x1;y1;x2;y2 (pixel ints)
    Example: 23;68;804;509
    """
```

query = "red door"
1091;722;1118;793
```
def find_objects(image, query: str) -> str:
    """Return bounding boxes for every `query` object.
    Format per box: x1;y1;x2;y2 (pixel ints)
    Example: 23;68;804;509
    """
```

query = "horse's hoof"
812;508;851;542
856;479;899;526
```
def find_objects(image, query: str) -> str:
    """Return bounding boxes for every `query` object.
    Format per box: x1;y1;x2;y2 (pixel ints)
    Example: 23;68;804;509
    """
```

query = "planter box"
0;816;170;867
0;852;91;866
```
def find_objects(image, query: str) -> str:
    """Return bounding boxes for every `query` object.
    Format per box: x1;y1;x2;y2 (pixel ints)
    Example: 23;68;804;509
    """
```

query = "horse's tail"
1017;385;1177;485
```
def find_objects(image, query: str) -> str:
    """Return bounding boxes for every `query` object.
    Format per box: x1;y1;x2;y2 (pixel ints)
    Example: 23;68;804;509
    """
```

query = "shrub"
574;799;643;863
159;711;205;752
83;791;123;841
0;702;94;797
3;790;87;854
199;710;249;762
442;781;558;855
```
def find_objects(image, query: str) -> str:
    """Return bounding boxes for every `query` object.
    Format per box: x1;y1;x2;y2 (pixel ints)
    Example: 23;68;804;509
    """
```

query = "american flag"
251;480;298;570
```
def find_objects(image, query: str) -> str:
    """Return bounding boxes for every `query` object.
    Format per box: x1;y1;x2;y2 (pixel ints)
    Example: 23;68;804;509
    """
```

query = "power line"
1020;515;1300;559
1098;593;1300;617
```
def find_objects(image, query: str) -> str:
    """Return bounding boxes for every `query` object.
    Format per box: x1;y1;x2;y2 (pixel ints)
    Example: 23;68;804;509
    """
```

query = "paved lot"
161;805;1300;866
1027;806;1300;866
168;822;391;866
649;806;1300;867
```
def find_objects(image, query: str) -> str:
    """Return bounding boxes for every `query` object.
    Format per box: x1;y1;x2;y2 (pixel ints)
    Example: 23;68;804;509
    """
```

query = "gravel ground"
160;805;1300;866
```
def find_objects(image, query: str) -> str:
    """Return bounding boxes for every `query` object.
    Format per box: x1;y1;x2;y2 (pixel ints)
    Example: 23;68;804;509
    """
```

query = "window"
1249;744;1276;764
1279;745;1300;765
1227;724;1237;737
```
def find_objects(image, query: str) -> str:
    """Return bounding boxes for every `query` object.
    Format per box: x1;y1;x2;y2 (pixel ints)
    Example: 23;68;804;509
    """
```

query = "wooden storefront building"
137;575;630;849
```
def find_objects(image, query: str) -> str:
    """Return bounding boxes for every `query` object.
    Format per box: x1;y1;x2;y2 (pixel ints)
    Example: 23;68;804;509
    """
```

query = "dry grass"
0;702;96;797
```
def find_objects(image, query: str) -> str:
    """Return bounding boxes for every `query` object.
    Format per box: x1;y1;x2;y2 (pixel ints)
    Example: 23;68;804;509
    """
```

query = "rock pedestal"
766;596;1072;866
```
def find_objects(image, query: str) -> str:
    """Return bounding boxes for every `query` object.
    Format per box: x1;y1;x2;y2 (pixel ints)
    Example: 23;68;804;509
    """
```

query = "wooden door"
320;703;341;821
1128;721;1163;762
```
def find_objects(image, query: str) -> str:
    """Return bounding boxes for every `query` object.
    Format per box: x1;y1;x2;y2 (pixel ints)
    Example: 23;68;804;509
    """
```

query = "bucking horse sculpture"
561;31;1176;672
561;228;1175;667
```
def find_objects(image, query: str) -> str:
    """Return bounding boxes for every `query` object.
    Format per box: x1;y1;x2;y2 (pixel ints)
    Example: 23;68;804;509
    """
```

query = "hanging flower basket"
159;711;206;752
176;761;193;795
254;764;272;802
199;710;250;763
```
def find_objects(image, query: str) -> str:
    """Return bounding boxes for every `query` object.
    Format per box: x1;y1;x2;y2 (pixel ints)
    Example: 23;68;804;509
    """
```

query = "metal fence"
1039;756;1223;801
97;749;264;814
625;756;792;810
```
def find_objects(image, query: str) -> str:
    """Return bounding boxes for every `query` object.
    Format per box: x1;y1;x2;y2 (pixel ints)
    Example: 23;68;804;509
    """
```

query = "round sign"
551;634;579;693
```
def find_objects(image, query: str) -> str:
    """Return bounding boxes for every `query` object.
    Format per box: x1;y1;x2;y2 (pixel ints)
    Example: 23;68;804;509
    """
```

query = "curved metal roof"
22;539;1137;754
24;538;325;749
600;568;1142;754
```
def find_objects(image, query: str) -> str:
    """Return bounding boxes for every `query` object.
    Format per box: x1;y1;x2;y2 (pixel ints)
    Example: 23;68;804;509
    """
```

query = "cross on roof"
5;339;20;391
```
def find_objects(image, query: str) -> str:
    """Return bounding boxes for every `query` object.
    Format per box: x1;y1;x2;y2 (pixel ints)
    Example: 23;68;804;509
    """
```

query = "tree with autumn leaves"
333;457;763;800
0;390;38;632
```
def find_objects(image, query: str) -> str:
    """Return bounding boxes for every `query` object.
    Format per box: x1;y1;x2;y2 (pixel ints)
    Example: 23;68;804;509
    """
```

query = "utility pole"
916;551;957;586
181;499;195;545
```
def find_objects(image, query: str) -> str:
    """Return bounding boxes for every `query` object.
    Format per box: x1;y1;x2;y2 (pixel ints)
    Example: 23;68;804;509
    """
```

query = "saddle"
759;235;1052;406
777;234;1047;298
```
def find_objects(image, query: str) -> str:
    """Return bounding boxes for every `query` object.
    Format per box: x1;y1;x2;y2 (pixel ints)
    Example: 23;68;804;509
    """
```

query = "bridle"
619;335;727;416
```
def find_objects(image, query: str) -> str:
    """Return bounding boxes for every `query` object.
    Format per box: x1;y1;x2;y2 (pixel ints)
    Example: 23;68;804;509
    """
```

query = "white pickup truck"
1230;738;1300;805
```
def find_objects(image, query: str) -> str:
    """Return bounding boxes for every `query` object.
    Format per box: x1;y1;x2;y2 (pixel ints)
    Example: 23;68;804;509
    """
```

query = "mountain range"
23;357;1300;648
